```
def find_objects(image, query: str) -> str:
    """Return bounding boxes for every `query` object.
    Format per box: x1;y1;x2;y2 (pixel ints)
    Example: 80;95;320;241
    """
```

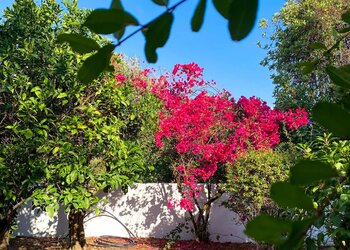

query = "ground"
9;237;257;249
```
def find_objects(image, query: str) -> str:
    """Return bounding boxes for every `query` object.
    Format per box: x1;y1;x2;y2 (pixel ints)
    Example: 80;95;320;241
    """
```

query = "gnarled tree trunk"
68;210;86;250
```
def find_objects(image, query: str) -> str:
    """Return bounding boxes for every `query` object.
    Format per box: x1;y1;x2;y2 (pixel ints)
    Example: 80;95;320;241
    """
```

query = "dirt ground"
9;236;257;250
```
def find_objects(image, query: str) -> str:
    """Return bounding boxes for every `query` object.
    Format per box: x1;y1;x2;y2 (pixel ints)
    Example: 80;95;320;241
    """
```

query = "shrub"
223;145;298;223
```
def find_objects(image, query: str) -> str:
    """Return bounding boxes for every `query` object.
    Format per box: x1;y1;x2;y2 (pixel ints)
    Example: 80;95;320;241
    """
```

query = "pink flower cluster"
153;63;308;212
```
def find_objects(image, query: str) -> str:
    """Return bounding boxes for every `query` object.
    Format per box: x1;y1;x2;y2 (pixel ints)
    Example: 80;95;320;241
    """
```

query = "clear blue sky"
0;0;286;106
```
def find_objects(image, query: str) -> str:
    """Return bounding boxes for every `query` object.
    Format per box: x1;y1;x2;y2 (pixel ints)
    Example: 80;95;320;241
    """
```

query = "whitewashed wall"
15;183;249;243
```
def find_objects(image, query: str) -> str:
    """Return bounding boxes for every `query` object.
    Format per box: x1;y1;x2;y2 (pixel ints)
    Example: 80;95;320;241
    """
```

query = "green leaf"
110;0;126;39
270;182;314;211
113;28;125;40
144;13;174;63
341;9;350;25
212;0;232;19
299;61;318;75
279;218;316;250
57;92;67;99
309;42;327;50
326;65;350;89
338;27;350;33
245;215;292;244
228;0;258;41
84;9;139;34
191;0;207;32
21;128;34;139
66;170;78;185
46;206;55;218
78;44;115;83
312;102;350;138
110;0;123;9
52;147;60;155
57;34;100;54
290;160;338;186
152;0;168;6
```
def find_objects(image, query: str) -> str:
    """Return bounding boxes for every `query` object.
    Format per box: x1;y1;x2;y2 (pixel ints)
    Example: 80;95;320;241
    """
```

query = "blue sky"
0;0;286;106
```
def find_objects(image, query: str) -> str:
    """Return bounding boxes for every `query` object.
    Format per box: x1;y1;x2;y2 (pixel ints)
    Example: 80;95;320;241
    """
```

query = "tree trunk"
194;223;209;243
68;210;86;250
0;211;15;250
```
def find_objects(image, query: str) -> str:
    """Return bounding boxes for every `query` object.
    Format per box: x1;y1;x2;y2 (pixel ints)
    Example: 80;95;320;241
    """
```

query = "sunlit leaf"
245;215;292;244
271;182;314;211
46;206;55;218
84;9;139;34
312;102;350;138
228;0;258;41
191;0;207;32
212;0;232;19
326;65;350;89
57;34;100;54
290;160;338;186
144;13;174;63
78;44;115;83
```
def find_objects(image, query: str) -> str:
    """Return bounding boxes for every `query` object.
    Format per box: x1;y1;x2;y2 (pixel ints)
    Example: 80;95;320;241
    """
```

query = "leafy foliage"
0;1;152;248
0;0;93;244
247;9;350;248
223;146;298;223
296;134;350;248
260;0;350;111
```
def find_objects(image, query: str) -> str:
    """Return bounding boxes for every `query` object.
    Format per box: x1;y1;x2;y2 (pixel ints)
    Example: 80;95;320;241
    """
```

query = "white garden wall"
15;183;249;243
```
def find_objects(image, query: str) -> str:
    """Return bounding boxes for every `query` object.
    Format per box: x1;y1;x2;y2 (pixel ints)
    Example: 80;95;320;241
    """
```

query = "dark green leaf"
84;9;139;34
245;215;292;244
57;34;100;54
309;42;327;50
110;0;123;9
144;13;174;63
312;102;350;138
290;160;338;186
152;0;168;6
299;61;318;75
341;9;350;25
113;28;125;40
228;0;258;41
279;218;316;250
270;182;314;211
212;0;232;19
110;0;126;39
326;65;350;89
191;0;207;32
78;44;115;83
338;27;350;33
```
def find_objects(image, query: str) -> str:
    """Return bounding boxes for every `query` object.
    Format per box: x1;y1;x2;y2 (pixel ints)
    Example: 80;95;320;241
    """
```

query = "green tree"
0;1;150;249
261;0;350;111
0;0;88;246
246;9;350;249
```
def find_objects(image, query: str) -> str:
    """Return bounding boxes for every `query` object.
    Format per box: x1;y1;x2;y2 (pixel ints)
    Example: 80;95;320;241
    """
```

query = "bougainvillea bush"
150;62;309;242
